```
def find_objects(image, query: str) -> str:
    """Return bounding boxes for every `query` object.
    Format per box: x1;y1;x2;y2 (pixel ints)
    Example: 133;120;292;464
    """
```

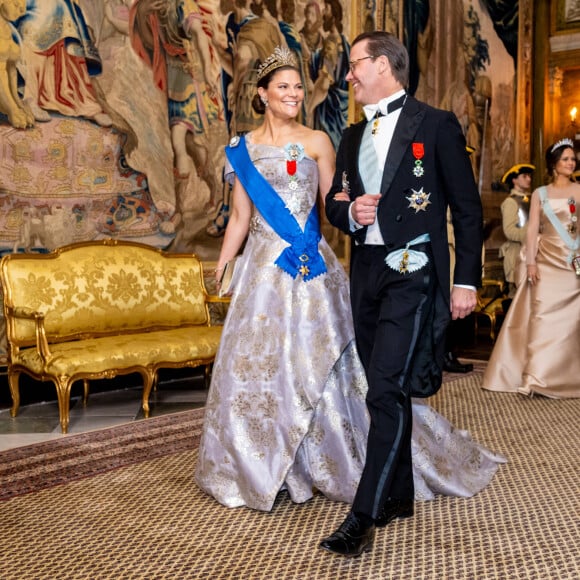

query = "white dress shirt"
349;89;406;244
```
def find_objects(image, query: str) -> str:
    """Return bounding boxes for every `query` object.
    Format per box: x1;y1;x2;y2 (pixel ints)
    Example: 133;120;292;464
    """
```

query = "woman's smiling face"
259;69;304;119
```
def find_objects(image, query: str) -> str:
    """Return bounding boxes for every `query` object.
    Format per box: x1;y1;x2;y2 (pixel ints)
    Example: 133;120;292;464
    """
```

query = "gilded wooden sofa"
0;240;225;433
473;278;508;343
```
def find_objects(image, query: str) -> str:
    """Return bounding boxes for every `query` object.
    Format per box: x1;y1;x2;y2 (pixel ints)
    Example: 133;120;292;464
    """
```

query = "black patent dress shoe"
375;499;414;528
319;512;375;557
443;352;474;373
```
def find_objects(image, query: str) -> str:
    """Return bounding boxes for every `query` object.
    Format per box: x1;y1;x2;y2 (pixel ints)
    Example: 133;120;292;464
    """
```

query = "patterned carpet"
0;369;579;579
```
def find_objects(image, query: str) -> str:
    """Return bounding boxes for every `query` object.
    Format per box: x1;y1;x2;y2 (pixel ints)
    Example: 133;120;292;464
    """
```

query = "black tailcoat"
326;96;483;299
325;95;483;516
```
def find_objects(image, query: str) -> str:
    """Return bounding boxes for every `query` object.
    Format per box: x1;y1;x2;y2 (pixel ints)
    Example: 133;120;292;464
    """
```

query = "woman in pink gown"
482;138;580;398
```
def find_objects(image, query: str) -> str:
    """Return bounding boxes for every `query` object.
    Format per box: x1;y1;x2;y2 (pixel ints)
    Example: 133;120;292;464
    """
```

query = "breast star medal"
285;196;301;216
406;187;431;212
412;142;425;177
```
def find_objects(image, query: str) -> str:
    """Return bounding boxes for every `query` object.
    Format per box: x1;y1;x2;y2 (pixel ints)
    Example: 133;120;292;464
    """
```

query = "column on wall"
547;65;565;148
516;0;534;163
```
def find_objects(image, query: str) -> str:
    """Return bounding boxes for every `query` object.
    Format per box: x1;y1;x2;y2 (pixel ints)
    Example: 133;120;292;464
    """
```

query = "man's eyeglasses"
348;56;375;73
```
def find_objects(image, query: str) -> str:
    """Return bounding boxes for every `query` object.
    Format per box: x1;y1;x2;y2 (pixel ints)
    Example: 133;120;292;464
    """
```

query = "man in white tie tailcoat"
320;31;483;558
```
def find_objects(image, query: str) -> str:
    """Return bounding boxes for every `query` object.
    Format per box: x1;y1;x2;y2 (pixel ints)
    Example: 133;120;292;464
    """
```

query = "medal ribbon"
412;142;424;159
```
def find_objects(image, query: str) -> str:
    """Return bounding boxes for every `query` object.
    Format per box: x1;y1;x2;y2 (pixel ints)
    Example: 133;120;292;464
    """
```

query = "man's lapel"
348;121;367;194
379;97;424;194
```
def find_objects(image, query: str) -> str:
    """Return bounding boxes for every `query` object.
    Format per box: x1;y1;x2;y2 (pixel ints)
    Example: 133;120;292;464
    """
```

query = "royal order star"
406;187;431;212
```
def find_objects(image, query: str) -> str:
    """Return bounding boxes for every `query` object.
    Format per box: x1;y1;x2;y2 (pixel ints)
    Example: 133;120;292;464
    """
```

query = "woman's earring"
261;96;268;107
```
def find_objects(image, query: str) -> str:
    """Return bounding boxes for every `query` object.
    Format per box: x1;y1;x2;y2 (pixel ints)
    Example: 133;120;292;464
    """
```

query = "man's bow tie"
363;94;407;122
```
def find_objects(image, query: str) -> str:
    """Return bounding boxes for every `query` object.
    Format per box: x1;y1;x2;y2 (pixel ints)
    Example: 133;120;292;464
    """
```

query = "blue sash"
225;136;326;281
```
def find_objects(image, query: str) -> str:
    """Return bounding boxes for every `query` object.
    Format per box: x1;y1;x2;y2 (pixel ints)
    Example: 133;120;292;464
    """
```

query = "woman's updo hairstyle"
251;46;299;115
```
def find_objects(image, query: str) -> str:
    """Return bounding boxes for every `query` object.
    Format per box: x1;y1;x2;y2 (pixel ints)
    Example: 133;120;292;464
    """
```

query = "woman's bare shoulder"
300;128;333;158
541;182;580;199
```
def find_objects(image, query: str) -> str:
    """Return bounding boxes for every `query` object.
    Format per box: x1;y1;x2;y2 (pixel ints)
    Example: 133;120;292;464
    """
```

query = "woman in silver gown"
195;47;505;512
482;139;580;398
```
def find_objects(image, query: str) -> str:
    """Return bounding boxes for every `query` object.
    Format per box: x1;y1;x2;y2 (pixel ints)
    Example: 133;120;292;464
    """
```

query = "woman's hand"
333;190;350;202
526;264;539;285
215;265;225;288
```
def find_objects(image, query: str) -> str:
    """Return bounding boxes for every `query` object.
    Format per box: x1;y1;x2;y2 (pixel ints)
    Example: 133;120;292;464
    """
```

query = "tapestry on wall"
0;0;353;262
0;0;522;256
0;0;522;364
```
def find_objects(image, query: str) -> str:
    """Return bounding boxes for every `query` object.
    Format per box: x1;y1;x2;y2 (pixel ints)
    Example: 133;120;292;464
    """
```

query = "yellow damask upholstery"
1;240;225;433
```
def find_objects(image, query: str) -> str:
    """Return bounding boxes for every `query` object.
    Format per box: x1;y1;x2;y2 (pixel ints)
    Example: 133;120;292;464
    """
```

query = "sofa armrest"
6;306;53;363
205;294;232;304
11;306;43;319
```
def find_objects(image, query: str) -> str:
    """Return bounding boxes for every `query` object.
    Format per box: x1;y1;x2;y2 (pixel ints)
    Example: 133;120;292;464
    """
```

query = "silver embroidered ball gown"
195;138;505;511
482;193;580;398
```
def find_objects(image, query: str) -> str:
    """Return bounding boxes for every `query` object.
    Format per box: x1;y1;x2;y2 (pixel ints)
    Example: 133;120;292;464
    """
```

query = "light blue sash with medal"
225;136;326;280
538;186;579;266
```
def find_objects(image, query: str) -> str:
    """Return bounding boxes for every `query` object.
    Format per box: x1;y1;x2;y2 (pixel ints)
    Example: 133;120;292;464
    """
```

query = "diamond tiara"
257;46;298;82
550;137;575;153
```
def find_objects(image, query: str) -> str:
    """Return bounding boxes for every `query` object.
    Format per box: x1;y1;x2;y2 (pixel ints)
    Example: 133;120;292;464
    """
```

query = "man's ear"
376;55;390;76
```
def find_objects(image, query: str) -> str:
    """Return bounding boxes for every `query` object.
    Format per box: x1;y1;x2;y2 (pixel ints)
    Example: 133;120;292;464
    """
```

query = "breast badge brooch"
284;143;305;191
341;171;351;195
406;187;431;212
412;142;424;177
